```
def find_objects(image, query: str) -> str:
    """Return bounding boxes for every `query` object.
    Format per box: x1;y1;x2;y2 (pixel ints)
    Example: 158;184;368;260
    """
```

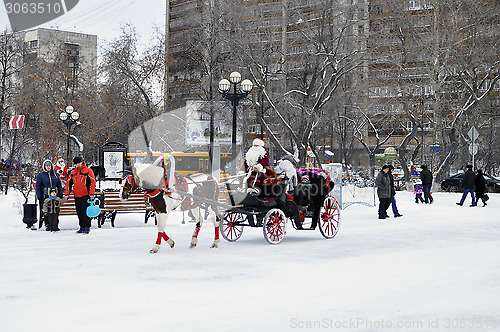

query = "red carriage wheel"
319;196;341;239
263;208;287;244
221;211;245;242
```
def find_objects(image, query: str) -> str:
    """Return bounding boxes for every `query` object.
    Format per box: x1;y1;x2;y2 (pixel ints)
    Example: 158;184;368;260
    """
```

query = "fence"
331;181;376;210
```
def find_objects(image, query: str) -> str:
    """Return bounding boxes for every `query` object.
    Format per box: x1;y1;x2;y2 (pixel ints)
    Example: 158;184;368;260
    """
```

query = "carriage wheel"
263;208;287;245
221;211;245;242
319;197;341;239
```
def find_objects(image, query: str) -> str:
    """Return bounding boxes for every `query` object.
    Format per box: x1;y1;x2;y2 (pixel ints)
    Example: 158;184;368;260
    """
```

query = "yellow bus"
126;151;233;177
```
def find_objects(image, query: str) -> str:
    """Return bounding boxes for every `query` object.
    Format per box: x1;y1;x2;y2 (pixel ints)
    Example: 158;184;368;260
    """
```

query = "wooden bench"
59;191;155;228
98;191;155;227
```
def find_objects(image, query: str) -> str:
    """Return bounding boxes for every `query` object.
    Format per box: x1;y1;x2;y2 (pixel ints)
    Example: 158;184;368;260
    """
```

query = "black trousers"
38;201;46;228
74;195;91;228
47;213;60;231
378;197;391;218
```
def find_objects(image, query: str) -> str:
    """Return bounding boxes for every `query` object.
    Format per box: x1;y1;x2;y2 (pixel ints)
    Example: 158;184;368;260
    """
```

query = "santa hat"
56;157;64;163
252;138;265;147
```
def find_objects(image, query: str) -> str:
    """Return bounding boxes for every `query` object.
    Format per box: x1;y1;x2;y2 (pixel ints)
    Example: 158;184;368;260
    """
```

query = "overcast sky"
1;0;166;47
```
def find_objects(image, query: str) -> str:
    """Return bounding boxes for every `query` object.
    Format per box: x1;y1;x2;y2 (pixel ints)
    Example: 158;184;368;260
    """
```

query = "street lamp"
218;72;253;174
59;105;80;160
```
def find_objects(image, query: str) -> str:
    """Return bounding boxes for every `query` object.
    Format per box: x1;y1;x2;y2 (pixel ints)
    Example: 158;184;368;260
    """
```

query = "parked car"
441;173;500;193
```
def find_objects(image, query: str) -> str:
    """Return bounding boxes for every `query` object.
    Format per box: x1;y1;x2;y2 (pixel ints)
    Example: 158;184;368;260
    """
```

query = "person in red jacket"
63;156;96;234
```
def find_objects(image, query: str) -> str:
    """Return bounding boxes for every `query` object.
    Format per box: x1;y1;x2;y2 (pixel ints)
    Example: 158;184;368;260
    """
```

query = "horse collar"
144;188;172;199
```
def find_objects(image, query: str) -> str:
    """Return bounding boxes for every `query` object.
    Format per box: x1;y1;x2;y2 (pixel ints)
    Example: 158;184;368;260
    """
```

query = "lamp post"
218;72;253;174
59;105;80;160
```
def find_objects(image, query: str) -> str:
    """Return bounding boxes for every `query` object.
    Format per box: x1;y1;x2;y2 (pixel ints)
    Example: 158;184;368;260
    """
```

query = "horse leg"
190;207;202;248
210;208;220;248
150;212;175;253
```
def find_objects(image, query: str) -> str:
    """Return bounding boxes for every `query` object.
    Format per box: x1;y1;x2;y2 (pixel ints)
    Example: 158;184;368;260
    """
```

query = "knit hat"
73;156;83;164
382;165;390;170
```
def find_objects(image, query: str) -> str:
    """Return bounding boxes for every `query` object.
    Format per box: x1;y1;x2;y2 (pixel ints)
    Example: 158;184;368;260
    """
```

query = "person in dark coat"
375;165;392;219
457;165;476;206
35;159;63;230
474;169;488;207
419;164;434;204
387;165;402;217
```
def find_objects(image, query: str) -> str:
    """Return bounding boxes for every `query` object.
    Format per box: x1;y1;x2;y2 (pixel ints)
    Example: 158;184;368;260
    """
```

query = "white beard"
245;146;266;167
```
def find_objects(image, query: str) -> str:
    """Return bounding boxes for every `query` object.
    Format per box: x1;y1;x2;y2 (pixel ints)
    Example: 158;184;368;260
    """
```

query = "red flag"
8;115;24;129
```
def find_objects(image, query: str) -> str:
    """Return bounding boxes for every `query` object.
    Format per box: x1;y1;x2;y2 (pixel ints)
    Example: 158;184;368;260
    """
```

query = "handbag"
86;199;101;217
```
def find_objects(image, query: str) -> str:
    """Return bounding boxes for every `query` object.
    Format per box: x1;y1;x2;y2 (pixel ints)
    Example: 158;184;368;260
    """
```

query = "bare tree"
238;0;361;166
100;25;165;160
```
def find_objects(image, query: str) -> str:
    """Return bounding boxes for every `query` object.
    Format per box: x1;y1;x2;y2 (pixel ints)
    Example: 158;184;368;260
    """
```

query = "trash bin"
23;203;37;228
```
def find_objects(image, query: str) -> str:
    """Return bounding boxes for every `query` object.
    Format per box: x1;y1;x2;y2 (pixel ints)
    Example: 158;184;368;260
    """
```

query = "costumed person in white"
275;159;298;193
242;138;271;190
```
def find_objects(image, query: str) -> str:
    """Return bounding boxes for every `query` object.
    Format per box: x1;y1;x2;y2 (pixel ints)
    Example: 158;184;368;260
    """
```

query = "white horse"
120;154;220;253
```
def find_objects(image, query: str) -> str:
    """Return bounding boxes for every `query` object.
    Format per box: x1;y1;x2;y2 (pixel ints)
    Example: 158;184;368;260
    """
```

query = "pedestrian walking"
457;165;476;207
414;181;425;203
388;165;402;217
42;189;64;232
474;169;488;207
35;159;63;230
375;165;392;219
63;156;96;234
419;164;434;204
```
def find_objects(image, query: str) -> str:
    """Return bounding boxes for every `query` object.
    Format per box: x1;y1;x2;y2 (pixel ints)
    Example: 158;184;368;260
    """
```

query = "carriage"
220;168;341;245
120;153;341;251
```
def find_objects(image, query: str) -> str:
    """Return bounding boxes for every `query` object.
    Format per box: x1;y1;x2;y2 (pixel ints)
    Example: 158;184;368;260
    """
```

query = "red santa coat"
54;159;68;179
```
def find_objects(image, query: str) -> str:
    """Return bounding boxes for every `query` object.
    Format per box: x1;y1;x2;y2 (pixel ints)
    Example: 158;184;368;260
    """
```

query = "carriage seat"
228;177;285;207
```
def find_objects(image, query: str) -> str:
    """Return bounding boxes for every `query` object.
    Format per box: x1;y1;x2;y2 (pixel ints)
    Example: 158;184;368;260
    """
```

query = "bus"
126;151;233;177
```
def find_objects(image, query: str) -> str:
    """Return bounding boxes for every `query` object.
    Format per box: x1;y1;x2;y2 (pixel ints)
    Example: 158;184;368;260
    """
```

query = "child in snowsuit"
43;189;64;231
414;182;424;204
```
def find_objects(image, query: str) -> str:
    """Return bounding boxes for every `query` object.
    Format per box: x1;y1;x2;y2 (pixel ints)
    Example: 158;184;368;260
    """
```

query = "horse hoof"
150;249;158;253
167;239;175;248
190;243;197;248
211;240;220;248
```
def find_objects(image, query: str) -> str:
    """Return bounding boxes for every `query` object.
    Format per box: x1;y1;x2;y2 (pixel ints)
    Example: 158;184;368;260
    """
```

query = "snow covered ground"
1;189;499;332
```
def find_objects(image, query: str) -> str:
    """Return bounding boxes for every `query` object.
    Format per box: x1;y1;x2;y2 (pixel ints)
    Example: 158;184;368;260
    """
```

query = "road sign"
8;115;25;129
468;126;479;141
469;144;478;156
